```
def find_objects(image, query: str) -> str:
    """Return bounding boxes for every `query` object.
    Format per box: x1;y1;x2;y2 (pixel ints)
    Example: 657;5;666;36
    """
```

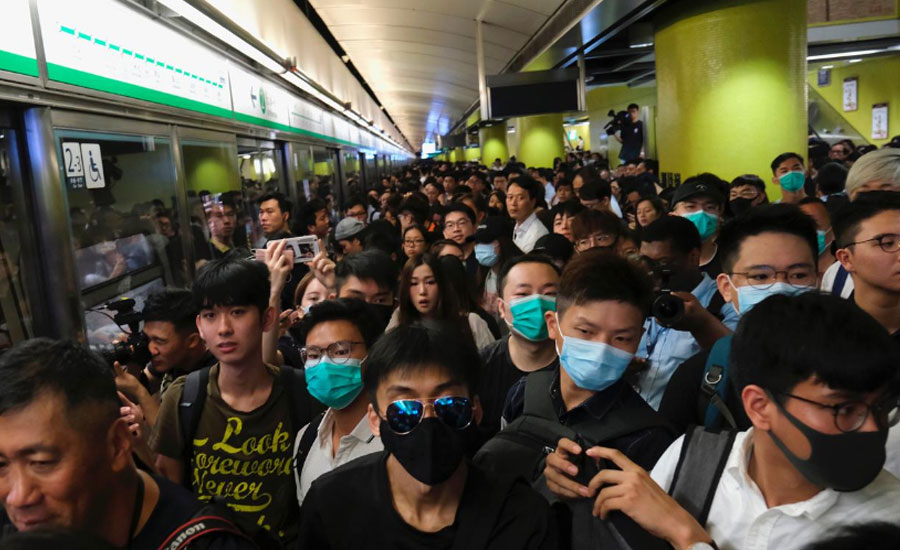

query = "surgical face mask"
554;317;633;392
817;229;829;256
304;357;365;409
505;294;556;341
779;171;806;192
728;276;814;314
474;242;499;267
681;210;718;241
767;392;887;492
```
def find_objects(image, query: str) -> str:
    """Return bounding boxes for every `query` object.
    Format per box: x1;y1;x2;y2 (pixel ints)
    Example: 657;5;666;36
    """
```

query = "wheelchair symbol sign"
81;143;106;189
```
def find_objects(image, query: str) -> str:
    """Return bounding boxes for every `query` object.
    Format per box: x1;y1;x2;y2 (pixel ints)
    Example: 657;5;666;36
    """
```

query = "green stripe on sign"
78;32;91;41
122;49;133;56
0;50;39;78
156;61;164;67
46;62;233;119
60;26;75;35
233;112;362;149
94;38;106;46
110;44;120;51
135;54;145;60
147;57;154;63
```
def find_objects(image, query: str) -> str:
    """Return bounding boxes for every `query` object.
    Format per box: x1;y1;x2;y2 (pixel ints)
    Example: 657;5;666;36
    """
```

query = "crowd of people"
3;135;900;550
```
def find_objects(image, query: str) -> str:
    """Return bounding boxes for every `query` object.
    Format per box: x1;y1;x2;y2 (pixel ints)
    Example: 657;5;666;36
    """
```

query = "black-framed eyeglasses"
774;391;900;433
844;233;900;253
728;266;816;290
383;396;473;434
300;341;365;366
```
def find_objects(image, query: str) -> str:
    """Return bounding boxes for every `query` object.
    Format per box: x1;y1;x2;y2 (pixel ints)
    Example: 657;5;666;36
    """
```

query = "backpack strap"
155;514;254;550
293;411;326;475
522;369;559;421
668;427;737;527
701;335;737;430
178;367;211;488
705;290;726;321
832;264;849;297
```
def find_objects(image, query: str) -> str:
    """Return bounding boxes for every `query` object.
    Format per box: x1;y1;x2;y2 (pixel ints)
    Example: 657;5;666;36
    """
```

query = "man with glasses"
293;299;383;505
570;209;621;254
832;192;900;478
544;293;900;550
297;322;557;549
728;174;769;217
442;202;479;276
657;204;819;434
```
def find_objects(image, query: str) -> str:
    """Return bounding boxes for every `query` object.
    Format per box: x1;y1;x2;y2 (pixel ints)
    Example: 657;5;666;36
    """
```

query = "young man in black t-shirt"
478;254;560;438
298;322;557;549
616;103;643;163
0;339;254;550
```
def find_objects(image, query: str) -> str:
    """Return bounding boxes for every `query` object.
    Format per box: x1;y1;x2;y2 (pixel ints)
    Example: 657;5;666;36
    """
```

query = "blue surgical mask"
681;210;719;241
779;171;806;192
729;278;814;315
555;318;634;391
506;294;556;341
304;357;365;409
817;229;830;255
474;242;499;267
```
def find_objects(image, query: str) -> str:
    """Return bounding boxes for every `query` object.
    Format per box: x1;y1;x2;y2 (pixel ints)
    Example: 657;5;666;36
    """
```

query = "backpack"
473;369;674;550
700;335;738;430
473;369;669;484
292;411;326;477
669;426;738;527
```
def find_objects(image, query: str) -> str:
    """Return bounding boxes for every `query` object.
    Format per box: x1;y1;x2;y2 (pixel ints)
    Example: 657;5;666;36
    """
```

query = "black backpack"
473;370;674;550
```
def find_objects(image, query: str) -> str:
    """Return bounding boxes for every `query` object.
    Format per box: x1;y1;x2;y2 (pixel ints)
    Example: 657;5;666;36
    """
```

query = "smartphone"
267;235;319;264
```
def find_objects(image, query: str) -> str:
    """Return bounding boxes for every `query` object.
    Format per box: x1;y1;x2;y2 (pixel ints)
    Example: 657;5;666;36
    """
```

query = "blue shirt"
635;273;738;410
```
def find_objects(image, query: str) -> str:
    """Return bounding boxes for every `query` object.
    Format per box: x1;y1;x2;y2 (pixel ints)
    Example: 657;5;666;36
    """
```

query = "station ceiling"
309;0;566;146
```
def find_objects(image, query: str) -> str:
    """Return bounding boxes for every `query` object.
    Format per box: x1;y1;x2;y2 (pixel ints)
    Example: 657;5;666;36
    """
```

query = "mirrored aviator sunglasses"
384;396;474;435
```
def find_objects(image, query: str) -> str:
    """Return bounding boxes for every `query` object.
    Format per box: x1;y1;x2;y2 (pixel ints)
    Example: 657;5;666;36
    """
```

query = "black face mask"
369;304;395;334
729;197;755;217
768;395;887;492
380;418;474;486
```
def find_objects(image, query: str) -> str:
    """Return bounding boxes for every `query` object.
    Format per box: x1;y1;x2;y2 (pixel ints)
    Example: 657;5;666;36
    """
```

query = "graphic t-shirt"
151;364;299;543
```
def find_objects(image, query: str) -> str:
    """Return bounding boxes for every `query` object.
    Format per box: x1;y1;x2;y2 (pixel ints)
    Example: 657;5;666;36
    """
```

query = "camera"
604;109;631;136
640;258;686;327
90;298;151;367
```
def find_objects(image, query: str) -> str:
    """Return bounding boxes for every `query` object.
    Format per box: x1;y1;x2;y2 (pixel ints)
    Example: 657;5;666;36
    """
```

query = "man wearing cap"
335;218;366;257
669;175;727;278
533;234;574;271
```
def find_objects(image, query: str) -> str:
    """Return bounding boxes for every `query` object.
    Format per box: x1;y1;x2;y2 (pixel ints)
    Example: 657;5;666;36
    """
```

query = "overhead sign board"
0;0;39;77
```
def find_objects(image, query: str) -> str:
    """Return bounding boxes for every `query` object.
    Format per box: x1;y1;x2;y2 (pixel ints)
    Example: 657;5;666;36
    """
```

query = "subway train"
0;0;413;351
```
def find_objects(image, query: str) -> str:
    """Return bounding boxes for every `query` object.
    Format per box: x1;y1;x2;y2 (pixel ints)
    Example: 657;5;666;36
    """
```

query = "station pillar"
479;123;509;164
654;0;807;200
518;113;565;169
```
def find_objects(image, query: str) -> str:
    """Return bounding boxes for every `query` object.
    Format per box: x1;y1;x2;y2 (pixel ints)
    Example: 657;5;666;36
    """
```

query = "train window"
292;145;313;203
343;149;360;197
0;129;34;351
56;130;179;344
180;140;257;263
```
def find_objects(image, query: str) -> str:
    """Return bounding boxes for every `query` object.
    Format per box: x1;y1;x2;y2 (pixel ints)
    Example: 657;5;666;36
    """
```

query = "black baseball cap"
533;233;574;264
474;216;513;244
670;181;725;209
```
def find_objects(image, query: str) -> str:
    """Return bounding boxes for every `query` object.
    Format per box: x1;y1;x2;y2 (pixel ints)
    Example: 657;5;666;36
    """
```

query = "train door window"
238;140;284;198
311;145;337;214
179;139;253;264
291;143;313;203
55;130;178;345
342;149;360;197
0;128;35;351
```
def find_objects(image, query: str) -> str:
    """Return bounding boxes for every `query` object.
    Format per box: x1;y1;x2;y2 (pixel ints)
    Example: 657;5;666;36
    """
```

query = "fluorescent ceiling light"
848;58;863;63
156;0;285;74
807;49;883;61
630;42;653;49
821;65;834;69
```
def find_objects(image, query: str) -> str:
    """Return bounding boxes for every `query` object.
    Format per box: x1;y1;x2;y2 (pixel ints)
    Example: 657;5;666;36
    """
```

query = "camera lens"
652;293;684;327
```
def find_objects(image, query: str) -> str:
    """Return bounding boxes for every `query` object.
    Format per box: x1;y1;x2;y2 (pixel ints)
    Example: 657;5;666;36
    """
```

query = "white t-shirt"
651;429;900;550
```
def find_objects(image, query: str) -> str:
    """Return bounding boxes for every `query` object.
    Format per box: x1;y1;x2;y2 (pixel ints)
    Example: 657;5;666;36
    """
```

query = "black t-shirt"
657;350;751;437
130;475;255;550
619;120;644;160
298;452;557;550
477;336;558;440
700;247;724;279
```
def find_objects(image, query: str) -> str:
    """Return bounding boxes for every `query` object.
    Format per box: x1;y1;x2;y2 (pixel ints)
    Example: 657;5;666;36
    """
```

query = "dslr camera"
640;258;687;328
604;110;631;136
90;298;151;367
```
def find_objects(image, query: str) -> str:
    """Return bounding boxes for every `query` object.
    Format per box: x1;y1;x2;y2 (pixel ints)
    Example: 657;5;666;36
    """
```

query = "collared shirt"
651;429;900;550
636;273;738;410
293;409;382;504
513;211;549;253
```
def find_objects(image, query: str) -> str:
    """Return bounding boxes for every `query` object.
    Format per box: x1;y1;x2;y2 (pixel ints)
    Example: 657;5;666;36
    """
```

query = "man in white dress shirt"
293;298;384;505
508;176;549;253
542;292;900;550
